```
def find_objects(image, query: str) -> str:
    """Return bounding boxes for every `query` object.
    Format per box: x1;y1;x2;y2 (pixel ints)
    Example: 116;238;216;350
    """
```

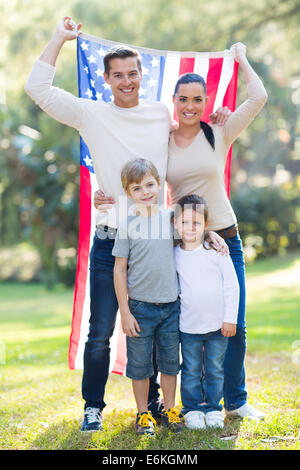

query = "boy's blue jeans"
223;233;247;411
180;329;228;414
81;233;160;410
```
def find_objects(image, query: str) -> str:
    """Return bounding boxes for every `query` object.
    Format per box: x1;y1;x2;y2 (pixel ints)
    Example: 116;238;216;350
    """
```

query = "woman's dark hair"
174;73;215;150
173;194;216;250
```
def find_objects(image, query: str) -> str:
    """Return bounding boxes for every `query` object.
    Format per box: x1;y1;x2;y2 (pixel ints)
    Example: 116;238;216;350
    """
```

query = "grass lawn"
0;251;299;451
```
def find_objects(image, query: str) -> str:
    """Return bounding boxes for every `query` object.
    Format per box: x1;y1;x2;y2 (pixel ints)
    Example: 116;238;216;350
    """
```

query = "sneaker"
81;407;103;432
225;403;266;421
148;397;164;419
184;410;206;430
160;408;184;433
205;410;225;428
135;411;156;436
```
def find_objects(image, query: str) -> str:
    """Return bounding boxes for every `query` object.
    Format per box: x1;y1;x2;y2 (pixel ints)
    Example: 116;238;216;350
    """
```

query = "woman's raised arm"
223;42;268;147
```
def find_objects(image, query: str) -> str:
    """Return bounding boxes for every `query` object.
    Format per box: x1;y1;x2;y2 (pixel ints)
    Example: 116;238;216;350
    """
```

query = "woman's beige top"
167;79;267;231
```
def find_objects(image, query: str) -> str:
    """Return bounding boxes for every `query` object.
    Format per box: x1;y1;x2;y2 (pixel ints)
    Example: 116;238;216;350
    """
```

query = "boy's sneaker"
205;410;225;428
160;408;184;433
148;397;164;420
81;407;103;432
225;403;266;421
184;410;206;430
135;411;157;437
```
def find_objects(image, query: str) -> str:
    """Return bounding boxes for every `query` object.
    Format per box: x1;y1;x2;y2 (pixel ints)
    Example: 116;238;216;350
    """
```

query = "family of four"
25;17;267;436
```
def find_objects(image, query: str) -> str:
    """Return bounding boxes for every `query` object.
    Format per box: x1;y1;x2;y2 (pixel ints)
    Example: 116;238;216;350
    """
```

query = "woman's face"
173;82;207;126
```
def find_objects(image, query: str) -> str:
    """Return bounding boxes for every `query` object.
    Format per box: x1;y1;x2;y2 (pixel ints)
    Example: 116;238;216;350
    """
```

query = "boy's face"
103;57;142;108
126;173;161;208
174;208;208;244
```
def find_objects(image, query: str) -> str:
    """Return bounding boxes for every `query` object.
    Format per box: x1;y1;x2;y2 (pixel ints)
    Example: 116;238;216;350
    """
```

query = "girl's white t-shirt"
174;243;239;334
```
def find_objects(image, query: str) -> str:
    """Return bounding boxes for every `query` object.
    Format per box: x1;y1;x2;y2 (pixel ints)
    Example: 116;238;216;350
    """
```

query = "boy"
112;158;183;436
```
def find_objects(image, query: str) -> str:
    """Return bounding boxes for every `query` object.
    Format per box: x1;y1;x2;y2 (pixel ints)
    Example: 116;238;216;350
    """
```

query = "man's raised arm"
25;17;85;131
38;17;82;66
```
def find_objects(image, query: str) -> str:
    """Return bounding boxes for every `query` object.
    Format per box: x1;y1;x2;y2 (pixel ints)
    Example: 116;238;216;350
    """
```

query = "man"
25;16;229;432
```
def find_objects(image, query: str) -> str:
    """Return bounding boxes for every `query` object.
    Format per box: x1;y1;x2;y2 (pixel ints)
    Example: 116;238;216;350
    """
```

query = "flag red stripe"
68;165;91;369
201;58;223;123
179;57;195;75
223;60;239;198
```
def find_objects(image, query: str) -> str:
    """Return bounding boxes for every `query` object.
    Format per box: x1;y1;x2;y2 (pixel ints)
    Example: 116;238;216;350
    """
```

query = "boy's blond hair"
121;158;160;191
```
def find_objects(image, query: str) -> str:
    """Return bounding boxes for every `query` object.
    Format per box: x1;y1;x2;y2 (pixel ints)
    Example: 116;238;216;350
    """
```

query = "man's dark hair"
103;45;142;75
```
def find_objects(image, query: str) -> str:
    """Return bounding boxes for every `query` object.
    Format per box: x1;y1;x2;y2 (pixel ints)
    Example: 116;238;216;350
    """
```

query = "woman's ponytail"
200;121;215;150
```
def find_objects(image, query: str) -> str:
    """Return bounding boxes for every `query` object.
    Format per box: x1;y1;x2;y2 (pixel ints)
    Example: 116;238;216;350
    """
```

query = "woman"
95;42;267;421
167;42;267;420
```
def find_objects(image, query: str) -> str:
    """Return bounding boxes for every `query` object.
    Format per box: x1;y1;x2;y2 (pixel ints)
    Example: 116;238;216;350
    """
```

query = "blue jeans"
223;233;247;411
126;298;180;380
81;232;160;410
180;329;228;414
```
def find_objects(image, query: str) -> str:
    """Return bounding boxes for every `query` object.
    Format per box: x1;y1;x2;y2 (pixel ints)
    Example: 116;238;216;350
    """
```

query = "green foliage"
231;183;300;261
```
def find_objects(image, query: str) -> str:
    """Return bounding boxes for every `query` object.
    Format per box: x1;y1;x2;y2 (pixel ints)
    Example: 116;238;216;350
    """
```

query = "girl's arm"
114;257;140;337
223;42;268;148
219;253;240;337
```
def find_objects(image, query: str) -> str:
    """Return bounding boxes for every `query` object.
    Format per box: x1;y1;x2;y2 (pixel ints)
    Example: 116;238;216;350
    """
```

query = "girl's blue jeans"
180;329;228;414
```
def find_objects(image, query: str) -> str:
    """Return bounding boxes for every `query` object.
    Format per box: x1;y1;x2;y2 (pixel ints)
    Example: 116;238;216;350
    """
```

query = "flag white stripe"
160;53;181;116
193;55;210;83
213;55;235;112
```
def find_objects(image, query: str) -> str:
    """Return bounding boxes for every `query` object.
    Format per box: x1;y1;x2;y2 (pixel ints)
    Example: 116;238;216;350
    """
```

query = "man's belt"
215;224;238;240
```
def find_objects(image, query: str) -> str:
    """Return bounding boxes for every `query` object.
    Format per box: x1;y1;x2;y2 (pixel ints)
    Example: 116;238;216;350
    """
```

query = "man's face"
104;57;142;108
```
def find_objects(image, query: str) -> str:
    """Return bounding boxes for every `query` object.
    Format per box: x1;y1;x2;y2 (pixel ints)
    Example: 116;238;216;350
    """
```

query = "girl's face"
173;82;207;126
175;208;207;245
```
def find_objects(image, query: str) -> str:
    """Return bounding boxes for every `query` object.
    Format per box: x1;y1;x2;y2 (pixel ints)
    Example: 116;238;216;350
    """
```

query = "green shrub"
231;184;300;262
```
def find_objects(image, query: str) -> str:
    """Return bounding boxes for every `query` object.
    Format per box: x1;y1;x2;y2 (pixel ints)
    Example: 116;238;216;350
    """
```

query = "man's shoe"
81;407;103;432
160;408;184;433
205;410;225;429
225;403;266;421
135;411;157;436
184;410;206;430
148;398;164;420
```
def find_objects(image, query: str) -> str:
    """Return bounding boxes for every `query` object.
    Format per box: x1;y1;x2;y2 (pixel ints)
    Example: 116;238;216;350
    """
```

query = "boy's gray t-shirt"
112;206;179;303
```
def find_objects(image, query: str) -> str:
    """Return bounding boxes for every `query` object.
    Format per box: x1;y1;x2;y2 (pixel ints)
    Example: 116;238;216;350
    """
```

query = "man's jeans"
82;232;160;410
180;329;228;414
223;233;247;411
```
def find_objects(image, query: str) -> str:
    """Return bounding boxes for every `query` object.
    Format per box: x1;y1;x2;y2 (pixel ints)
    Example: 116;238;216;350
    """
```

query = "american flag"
68;32;239;371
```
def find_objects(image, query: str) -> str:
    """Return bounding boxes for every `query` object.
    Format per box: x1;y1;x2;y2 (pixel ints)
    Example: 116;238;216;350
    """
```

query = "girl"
173;194;239;429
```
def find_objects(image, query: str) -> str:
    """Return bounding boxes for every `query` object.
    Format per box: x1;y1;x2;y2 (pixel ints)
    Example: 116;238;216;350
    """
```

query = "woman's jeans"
223;233;247;411
180;330;228;414
81;233;160;411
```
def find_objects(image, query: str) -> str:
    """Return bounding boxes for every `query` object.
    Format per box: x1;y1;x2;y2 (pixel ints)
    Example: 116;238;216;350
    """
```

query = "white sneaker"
184;410;206;429
225;403;266;421
205;410;225;428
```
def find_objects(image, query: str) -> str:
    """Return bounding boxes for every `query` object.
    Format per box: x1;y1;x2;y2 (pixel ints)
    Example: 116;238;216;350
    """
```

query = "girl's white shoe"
205;410;225;428
184;410;206;429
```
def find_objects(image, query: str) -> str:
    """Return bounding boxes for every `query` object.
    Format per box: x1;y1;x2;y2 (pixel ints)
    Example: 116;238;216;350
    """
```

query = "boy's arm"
114;257;140;337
